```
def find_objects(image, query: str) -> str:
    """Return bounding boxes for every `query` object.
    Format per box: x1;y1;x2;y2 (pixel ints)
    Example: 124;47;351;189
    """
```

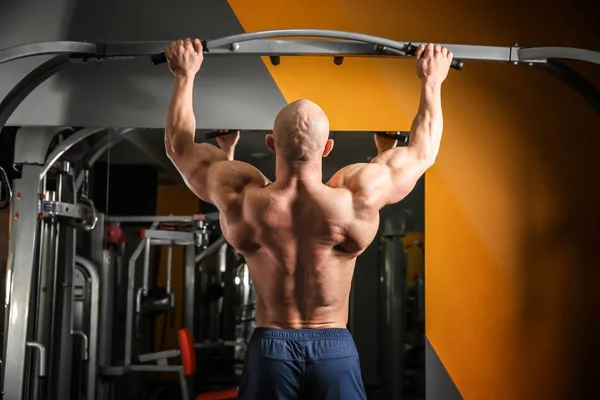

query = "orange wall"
227;1;600;399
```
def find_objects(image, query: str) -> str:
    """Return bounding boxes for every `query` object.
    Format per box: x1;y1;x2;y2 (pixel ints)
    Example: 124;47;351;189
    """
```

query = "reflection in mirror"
84;128;424;399
0;126;423;400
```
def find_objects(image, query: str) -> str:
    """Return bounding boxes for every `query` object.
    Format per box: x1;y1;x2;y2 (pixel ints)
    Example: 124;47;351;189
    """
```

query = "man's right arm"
369;77;444;202
328;43;452;210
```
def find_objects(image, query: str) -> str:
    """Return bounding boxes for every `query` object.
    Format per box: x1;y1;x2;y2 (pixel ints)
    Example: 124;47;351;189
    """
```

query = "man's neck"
274;155;323;187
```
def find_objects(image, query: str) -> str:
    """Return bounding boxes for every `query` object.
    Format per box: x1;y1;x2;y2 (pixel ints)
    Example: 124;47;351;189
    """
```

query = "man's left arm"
165;89;268;207
163;39;268;206
164;73;231;203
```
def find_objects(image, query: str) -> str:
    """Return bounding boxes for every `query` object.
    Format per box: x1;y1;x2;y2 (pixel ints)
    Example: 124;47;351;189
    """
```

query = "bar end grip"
151;52;167;65
374;131;410;145
406;44;464;70
151;40;209;66
204;130;239;140
451;59;464;70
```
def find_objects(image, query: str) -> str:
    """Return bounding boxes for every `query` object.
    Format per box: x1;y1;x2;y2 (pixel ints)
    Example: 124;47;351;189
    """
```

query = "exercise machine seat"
177;329;239;400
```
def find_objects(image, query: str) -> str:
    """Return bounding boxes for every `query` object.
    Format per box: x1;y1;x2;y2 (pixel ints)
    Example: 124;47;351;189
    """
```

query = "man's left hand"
374;132;398;155
216;130;241;160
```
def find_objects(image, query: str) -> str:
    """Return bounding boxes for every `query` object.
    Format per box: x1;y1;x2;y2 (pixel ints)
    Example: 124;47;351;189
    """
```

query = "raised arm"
164;39;268;206
329;43;452;211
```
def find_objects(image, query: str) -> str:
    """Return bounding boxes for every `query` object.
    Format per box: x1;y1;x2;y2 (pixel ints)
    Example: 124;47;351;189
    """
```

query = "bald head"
270;99;331;162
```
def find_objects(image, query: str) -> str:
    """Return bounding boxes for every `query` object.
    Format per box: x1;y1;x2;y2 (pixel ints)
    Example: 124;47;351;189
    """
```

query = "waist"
251;327;352;340
254;297;350;329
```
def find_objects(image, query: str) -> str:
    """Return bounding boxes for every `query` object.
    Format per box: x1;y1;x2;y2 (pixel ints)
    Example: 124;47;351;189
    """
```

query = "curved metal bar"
26;342;47;377
534;60;600;114
0;55;71;130
41;127;106;180
74;128;134;192
195;235;227;264
73;196;99;231
0;41;97;65
74;256;100;395
106;215;204;223
519;47;600;65
125;239;148;367
0;167;13;211
72;331;89;360
207;29;411;51
148;30;408;65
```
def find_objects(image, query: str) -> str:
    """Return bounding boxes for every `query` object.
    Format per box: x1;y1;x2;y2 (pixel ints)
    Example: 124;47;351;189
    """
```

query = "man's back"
162;38;452;399
220;181;380;328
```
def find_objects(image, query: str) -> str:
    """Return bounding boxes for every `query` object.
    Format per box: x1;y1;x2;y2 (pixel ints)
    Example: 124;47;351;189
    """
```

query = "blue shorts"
237;328;367;400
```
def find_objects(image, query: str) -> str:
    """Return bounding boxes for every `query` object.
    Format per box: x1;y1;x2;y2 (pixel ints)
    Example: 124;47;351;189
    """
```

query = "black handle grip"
374;131;410;145
151;39;209;66
204;130;240;140
151;53;167;65
405;44;464;70
374;131;409;139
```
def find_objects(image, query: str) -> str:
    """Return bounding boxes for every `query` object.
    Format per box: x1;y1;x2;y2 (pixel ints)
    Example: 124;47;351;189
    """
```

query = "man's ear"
322;139;334;158
265;133;276;153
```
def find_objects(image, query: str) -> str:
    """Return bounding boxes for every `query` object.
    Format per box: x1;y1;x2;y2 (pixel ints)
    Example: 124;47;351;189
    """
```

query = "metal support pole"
74;256;100;398
221;245;235;341
2;127;61;400
183;243;197;396
142;237;151;294
380;214;408;400
97;239;116;400
47;162;76;400
210;243;228;341
1;165;43;400
183;244;197;337
166;245;173;294
32;190;58;400
124;239;146;367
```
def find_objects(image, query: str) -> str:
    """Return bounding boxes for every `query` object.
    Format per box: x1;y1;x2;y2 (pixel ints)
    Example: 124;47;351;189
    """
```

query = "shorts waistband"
252;327;352;340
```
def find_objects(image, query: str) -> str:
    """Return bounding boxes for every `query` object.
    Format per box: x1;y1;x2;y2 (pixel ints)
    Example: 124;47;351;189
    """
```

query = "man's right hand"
374;133;398;155
165;38;204;78
216;130;241;161
415;44;453;85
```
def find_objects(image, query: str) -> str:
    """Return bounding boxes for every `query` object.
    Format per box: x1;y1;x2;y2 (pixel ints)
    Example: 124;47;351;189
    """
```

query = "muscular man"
164;38;452;400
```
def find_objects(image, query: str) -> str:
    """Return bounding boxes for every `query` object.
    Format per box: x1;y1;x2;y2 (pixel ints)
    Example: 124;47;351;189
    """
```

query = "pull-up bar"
0;28;599;131
147;29;470;68
1;29;599;66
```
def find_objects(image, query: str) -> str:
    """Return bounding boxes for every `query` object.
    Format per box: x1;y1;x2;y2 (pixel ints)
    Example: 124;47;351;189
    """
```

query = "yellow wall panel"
227;1;600;398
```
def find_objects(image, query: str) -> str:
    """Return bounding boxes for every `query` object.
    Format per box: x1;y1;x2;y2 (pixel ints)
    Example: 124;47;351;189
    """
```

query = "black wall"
91;163;158;216
352;177;424;387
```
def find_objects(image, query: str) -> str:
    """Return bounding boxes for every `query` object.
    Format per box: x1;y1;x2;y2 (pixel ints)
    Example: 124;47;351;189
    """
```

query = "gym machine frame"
1;126;100;400
1;28;600;131
0;29;599;400
85;214;218;400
